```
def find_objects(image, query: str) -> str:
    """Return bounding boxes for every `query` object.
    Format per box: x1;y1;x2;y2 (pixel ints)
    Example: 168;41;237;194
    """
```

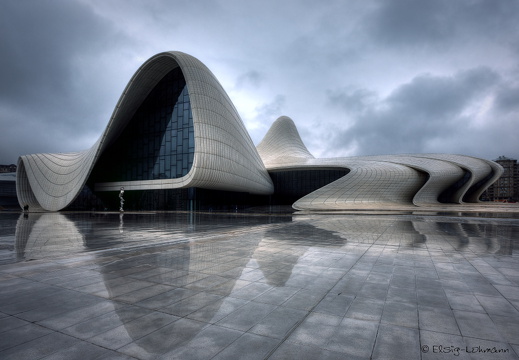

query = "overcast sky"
1;0;518;165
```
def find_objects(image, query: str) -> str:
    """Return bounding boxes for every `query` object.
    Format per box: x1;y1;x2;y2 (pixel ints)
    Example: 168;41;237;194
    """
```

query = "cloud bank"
0;0;518;164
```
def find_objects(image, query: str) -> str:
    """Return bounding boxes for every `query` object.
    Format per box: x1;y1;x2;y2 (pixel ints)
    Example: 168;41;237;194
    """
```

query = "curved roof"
257;117;503;211
257;116;314;167
292;158;427;210
410;154;497;203
355;155;465;206
17;52;273;211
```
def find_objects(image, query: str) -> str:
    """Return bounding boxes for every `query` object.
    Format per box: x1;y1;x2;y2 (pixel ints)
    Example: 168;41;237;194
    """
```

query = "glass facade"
269;169;350;204
438;171;470;203
69;187;265;212
90;67;195;183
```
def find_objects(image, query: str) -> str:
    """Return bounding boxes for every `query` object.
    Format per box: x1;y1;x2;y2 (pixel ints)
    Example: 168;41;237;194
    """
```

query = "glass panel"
269;169;350;204
90;67;195;183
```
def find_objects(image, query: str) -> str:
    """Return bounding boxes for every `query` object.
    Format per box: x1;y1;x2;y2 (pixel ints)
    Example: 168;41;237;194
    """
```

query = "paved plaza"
0;207;519;359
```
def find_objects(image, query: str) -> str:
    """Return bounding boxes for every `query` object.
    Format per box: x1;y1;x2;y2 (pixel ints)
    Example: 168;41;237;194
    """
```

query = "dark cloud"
281;2;368;69
366;0;519;48
0;0;133;162
0;1;126;103
327;67;502;156
367;0;454;46
494;83;519;112
327;88;377;115
386;68;499;118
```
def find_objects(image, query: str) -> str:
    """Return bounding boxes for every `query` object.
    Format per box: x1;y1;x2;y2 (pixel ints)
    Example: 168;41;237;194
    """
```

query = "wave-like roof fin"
257;116;314;168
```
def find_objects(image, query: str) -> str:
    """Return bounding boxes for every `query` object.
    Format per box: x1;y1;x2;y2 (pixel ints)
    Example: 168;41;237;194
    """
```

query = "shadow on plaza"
10;211;518;357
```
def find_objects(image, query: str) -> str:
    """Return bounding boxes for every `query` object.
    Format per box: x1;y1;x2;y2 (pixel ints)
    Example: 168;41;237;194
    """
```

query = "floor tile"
211;333;281;360
249;306;307;339
454;310;505;342
216;301;277;331
418;305;460;335
372;324;420;360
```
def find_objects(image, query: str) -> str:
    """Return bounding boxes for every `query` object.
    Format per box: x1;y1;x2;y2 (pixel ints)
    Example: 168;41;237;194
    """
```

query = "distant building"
0;165;18;209
0;172;18;209
0;164;16;173
484;156;518;202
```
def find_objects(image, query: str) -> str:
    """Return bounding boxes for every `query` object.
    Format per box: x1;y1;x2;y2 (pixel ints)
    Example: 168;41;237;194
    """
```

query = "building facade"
484;156;518;202
16;52;503;212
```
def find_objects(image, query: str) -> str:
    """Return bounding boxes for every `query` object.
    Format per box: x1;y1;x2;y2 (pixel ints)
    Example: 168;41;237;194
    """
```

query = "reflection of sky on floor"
1;211;519;359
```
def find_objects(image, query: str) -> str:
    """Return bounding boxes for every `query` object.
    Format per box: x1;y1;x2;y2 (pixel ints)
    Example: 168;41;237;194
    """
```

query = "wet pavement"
0;209;519;359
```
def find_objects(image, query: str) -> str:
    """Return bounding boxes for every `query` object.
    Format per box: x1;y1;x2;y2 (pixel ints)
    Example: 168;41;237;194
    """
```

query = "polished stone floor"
0;209;519;359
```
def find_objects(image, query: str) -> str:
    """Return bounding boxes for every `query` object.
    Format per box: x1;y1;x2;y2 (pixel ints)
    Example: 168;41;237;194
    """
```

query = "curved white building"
258;116;502;211
16;52;502;212
17;52;274;211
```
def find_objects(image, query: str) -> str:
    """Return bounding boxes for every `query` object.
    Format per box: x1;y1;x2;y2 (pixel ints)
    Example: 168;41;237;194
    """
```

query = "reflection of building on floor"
413;219;516;255
96;222;269;356
296;216;427;246
480;223;518;255
299;214;511;255
93;218;348;355
483;156;518;202
15;213;85;260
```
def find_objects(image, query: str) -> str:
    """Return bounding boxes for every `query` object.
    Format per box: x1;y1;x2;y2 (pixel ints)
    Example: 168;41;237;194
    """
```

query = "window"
90;67;195;183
